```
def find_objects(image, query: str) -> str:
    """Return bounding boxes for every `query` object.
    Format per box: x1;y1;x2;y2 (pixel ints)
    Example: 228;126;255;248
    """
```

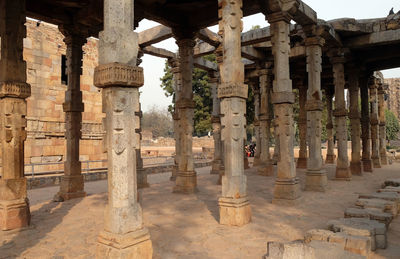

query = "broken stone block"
344;207;393;227
304;229;333;243
355;198;398;216
358;192;400;206
345;235;371;256
383;178;400;187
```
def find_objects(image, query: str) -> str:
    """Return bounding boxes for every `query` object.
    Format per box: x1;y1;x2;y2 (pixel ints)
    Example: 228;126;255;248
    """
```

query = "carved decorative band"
0;82;31;99
94;63;144;88
271;92;295;104
218;83;248;99
305;100;323;111
176;98;195;109
268;12;293;24
333;109;348;117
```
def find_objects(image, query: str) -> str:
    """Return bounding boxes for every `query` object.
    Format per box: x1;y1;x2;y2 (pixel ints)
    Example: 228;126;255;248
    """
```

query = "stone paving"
1;164;400;258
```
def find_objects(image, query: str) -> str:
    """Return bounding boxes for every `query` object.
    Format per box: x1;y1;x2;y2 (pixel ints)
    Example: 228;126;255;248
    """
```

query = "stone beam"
292;1;317;26
198;28;221;47
241;27;271;46
194;42;215;57
141;46;176;59
345;28;400;48
138;25;173;47
193;57;218;72
241;46;266;61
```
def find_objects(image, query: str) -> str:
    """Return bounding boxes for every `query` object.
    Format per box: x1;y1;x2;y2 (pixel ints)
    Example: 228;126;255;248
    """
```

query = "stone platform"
1;164;400;258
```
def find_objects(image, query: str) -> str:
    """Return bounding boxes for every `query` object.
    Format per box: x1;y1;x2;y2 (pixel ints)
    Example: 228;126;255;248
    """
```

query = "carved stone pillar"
94;0;152;257
173;36;197;194
378;85;388;165
297;82;307;169
0;0;31;231
53;30;86;201
360;75;373;172
325;89;336;164
218;0;251;226
272;121;280;164
304;35;327;191
369;78;381;168
257;69;274;176
348;68;362;175
170;58;181;181
210;76;223;174
253;87;261;166
137;104;148;189
269;12;301;204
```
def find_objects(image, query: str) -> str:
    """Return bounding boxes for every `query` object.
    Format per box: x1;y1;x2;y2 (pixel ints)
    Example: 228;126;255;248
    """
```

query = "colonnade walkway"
1;164;400;258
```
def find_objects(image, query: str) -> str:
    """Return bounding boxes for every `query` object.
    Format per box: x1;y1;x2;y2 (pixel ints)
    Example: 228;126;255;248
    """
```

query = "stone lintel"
305;100;323;111
268;12;293;24
271;92;295;104
218;197;251;226
333;109;348;117
218;83;248;99
305;36;325;47
94;63;144;88
175;98;196;109
0;82;31;99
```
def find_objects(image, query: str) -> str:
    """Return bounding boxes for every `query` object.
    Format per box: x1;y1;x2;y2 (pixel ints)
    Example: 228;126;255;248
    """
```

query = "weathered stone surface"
360;76;373;173
297;83;307;170
359;192;400;205
325;90;336;164
355;198;398;216
218;197;251;226
384;178;400;187
344;207;393;227
369;81;382;169
378;186;400;193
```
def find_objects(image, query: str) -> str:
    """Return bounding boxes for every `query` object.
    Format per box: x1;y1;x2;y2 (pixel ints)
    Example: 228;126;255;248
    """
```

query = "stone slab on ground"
383;178;400;187
355;198;398;216
344;207;393;227
378;186;400;194
358;192;400;205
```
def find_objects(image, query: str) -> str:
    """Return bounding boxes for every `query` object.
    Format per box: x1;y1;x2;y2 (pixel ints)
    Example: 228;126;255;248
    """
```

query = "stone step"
355;198;398;216
358;192;400;206
327;218;387;250
265;239;366;259
344;207;393;227
383;178;400;187
378;186;400;194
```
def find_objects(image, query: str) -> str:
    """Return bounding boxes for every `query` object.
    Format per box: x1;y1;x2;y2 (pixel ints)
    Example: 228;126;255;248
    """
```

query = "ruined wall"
385;78;400;120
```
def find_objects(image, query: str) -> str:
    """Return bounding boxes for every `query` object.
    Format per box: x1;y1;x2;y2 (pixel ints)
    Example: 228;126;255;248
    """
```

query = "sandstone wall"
385;78;400;120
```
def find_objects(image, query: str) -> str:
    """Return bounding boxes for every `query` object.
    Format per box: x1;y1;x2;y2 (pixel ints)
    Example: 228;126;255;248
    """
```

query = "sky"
136;0;400;112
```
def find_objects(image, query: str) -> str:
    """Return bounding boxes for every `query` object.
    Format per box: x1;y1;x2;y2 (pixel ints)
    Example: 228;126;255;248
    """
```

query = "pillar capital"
94;63;144;88
267;11;293;24
305;36;325;47
0;82;31;99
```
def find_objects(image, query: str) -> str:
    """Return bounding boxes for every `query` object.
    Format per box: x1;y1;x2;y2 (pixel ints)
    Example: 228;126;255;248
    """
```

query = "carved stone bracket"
0;82;31;99
271;92;295;104
305;100;323;111
94;63;144;88
218;83;248;99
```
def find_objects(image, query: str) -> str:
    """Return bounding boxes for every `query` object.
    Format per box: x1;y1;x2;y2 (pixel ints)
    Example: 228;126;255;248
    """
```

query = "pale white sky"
137;0;400;112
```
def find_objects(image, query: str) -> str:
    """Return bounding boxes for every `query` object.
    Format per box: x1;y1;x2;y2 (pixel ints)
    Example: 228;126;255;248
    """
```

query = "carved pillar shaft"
325;90;336;164
0;0;31;231
170;58;181;181
257;70;273;176
253;87;261;166
348;70;362;175
331;55;351;180
137;104;148;188
218;0;251;226
173;37;197;194
360;75;373;172
94;0;152;257
378;87;388;165
210;77;223;174
369;80;381;168
304;37;327;191
297;83;307;169
269;13;301;203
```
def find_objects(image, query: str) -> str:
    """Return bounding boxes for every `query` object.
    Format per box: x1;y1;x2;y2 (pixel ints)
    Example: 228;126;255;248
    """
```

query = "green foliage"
142;105;173;138
385;109;400;143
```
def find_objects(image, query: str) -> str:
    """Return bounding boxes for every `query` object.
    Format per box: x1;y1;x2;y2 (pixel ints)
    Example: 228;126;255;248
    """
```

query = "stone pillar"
93;0;152;257
253;87;261;166
325;89;336;164
304;35;327;191
297;82;308;169
54;29;86;201
360;75;373;172
272;120;280;164
378;85;388;165
348;68;362;175
268;12;301;204
218;0;251;226
331;52;351;180
170;58;181;181
0;0;31;231
257;69;274;176
369;78;381;168
173;36;197;194
210;76;223;174
137;104;148;189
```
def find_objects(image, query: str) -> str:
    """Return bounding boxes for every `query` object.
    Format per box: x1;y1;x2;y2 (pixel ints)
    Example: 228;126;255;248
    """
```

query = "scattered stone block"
355;198;398;216
378;186;400;194
359;192;400;206
344;207;393;227
344;235;371;256
383;178;400;187
304;229;333;243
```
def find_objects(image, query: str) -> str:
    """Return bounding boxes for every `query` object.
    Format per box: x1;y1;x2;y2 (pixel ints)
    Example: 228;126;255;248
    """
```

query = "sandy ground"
1;162;400;258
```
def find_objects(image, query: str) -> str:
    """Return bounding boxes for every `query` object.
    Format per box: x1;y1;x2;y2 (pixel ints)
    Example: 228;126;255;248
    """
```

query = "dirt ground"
1;162;400;258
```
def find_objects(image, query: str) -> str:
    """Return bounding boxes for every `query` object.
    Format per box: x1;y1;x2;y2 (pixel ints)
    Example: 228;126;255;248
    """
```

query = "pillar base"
253;157;261;166
325;154;336;164
296;157;307;169
380;154;388;165
372;157;382;168
0;199;30;231
335;167;351;180
210;159;222;174
55;175;86;201
97;228;152;259
137;169;149;189
350;161;362;175
305;170;328;192
272;178;301;205
218;197;251;226
362;159;373;172
257;162;274;176
173;171;198;194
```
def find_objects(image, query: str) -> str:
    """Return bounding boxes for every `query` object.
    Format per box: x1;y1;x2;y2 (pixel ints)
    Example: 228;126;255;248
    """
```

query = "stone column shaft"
370;80;381;168
348;70;362;175
304;37;327;191
137;104;148;188
253;88;261;166
360;76;373;172
0;0;31;231
211;77;223;174
269;13;300;204
331;55;351;180
378;87;388;165
170;58;181;181
325;90;336;164
297;83;307;169
173;37;197;194
257;71;273;176
218;0;251;226
94;0;152;257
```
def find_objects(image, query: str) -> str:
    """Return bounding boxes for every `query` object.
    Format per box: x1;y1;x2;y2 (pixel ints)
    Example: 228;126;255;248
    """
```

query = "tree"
142;106;173;138
385;109;400;145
